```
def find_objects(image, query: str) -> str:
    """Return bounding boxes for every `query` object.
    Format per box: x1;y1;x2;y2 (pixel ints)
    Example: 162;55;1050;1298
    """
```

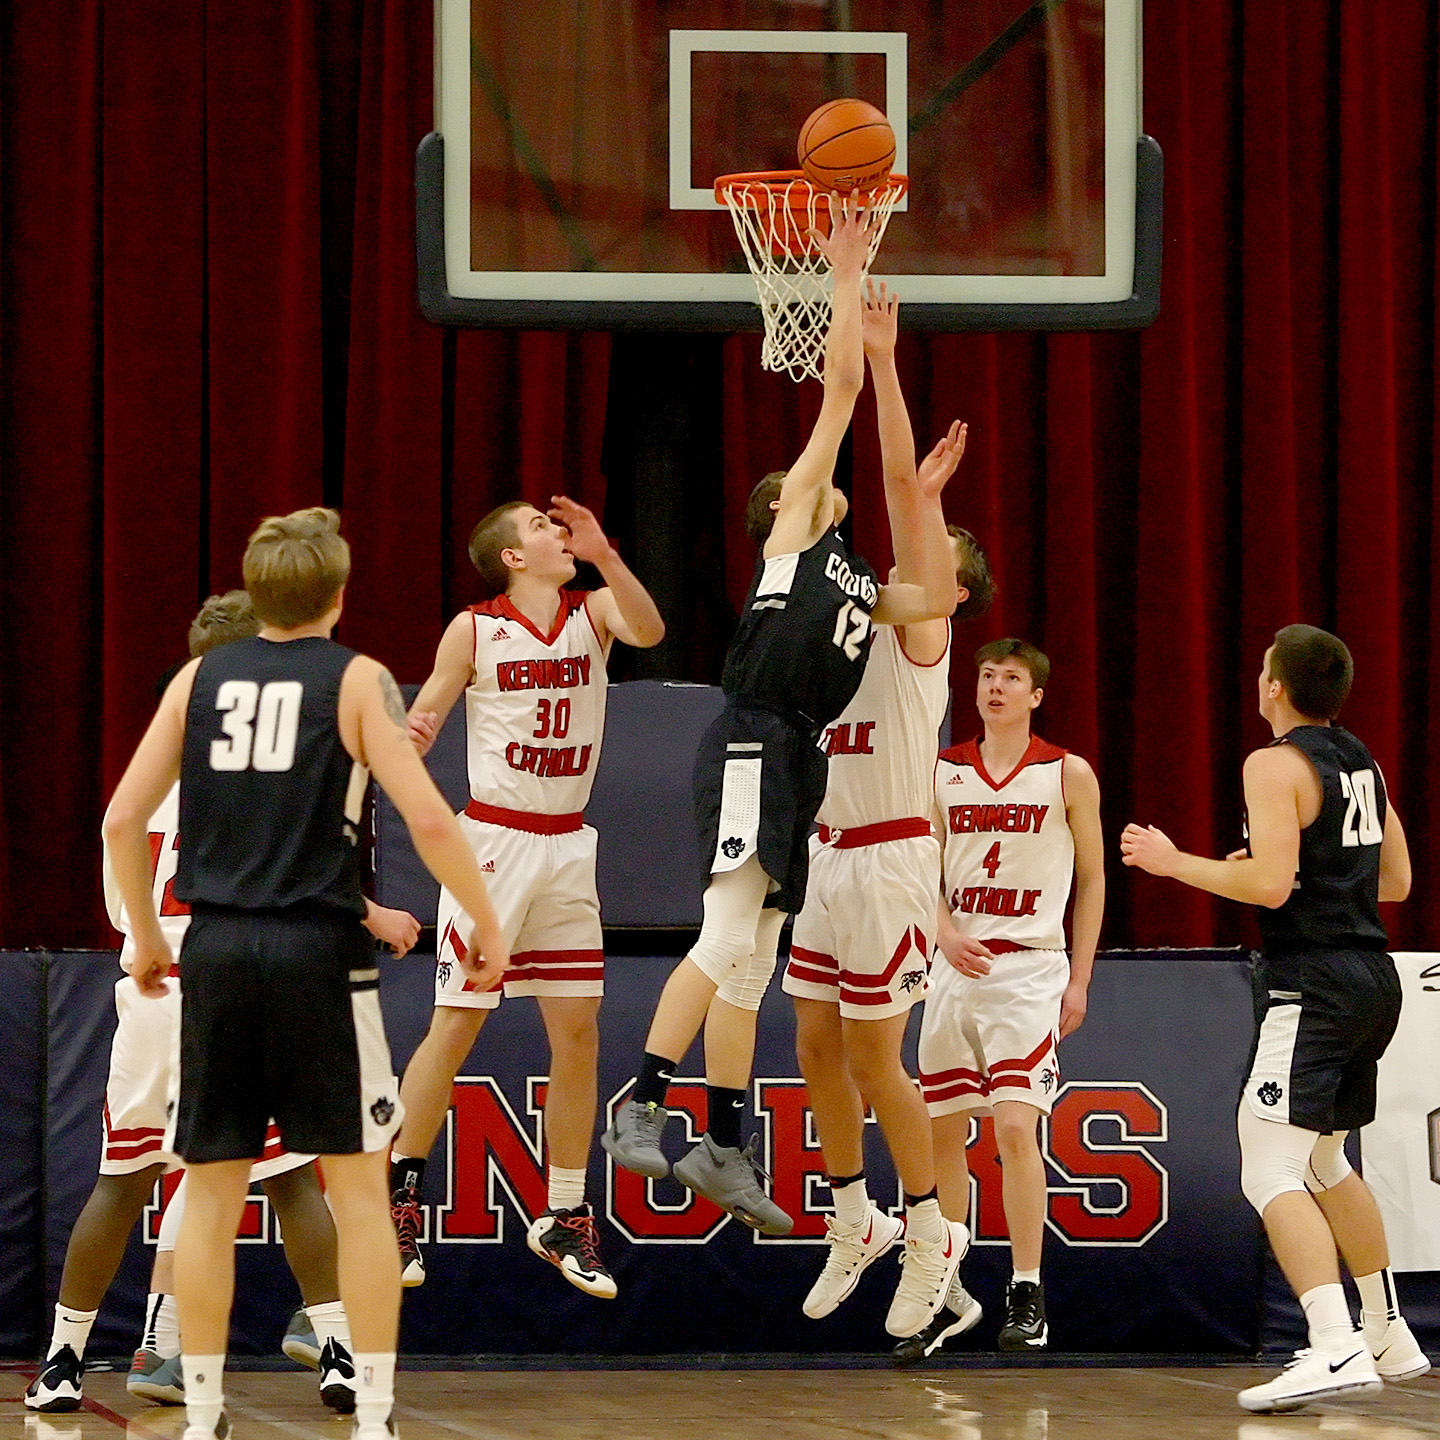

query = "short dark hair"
950;527;996;620
744;473;787;547
1268;624;1353;720
468;501;532;594
975;637;1050;691
188;590;259;657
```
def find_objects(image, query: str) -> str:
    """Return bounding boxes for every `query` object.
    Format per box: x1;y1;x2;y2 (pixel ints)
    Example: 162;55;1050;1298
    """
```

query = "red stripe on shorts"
464;800;583;834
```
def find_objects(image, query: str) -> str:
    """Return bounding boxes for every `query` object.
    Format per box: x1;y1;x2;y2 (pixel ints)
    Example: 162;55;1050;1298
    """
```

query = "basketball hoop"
715;171;908;384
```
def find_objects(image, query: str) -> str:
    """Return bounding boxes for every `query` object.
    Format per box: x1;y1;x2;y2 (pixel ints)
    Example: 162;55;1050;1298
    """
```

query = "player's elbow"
636;616;666;649
824;358;864;398
405;802;455;853
102;801;144;844
1255;877;1295;909
1379;867;1412;903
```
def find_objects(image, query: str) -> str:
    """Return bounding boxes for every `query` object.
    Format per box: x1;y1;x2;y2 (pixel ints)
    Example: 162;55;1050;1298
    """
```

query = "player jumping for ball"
1122;625;1427;1413
603;201;959;1237
388;495;663;1298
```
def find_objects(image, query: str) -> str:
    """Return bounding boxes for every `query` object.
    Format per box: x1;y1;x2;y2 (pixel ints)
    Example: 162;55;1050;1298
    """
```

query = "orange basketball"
797;99;896;194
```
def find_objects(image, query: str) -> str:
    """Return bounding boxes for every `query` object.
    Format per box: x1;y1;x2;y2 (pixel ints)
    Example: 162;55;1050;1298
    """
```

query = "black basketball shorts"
171;907;403;1162
692;702;829;914
1241;948;1402;1134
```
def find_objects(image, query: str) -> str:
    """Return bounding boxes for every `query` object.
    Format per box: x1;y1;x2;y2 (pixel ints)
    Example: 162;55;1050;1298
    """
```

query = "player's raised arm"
765;200;875;557
342;657;508;985
1120;745;1305;906
101;663;199;996
547;494;665;652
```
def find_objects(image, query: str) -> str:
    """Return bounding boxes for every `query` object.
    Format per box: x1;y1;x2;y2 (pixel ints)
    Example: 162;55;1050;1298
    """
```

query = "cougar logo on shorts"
1257;1080;1283;1107
436;960;452;989
1040;1068;1056;1094
900;970;925;993
371;1097;395;1126
721;836;745;860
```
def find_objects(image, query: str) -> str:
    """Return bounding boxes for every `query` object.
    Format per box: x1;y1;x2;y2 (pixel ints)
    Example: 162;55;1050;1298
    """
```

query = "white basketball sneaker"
802;1206;905;1319
885;1220;969;1338
1237;1344;1382;1412
1366;1315;1431;1380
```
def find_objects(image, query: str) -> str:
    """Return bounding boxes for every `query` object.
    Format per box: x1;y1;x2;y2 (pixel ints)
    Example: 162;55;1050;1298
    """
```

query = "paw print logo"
436;960;452;989
1257;1080;1283;1107
1040;1068;1056;1094
900;969;925;993
370;1097;395;1126
721;836;745;860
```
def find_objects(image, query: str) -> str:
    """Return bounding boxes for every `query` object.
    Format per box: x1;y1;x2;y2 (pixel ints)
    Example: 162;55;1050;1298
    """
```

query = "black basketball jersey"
1254;725;1388;955
721;530;880;732
175;635;366;916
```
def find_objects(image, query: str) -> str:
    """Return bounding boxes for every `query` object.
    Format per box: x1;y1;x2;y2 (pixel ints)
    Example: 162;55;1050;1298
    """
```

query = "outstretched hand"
1119;822;1179;876
861;279;899;358
548;495;616;567
917;421;967;501
813;195;877;278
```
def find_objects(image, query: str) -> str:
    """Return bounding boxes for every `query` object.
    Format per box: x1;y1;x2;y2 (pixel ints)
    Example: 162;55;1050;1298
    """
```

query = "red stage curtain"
2;0;1437;953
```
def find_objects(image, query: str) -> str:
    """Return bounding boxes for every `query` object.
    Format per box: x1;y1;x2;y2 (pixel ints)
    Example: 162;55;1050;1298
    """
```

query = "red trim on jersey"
939;733;1068;792
895;619;951;669
984;939;1035;955
464;800;583;834
469;590;589;647
818;816;933;848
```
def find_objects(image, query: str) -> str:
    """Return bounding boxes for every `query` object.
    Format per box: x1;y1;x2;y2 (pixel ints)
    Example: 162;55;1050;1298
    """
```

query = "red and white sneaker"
802;1206;905;1319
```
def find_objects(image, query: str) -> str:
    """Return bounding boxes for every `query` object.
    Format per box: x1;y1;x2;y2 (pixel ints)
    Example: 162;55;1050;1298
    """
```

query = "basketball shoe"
127;1349;185;1404
351;1420;396;1440
24;1347;83;1413
672;1134;793;1234
390;1185;425;1287
181;1414;229;1440
526;1203;618;1298
998;1279;1048;1351
1237;1344;1383;1412
1366;1315;1431;1380
319;1338;357;1414
886;1220;969;1337
803;1206;905;1319
601;1100;670;1178
891;1281;984;1366
281;1308;321;1368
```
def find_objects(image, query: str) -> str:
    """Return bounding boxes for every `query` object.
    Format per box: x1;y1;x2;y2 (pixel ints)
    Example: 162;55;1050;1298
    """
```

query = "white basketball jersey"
935;735;1073;949
102;781;190;972
816;623;951;830
464;591;608;815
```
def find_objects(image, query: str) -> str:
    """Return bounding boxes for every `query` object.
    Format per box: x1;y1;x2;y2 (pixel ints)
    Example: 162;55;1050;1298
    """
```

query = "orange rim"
714;170;909;207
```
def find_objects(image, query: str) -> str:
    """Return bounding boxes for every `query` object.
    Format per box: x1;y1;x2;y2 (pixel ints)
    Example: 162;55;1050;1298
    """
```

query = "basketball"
797;99;896;194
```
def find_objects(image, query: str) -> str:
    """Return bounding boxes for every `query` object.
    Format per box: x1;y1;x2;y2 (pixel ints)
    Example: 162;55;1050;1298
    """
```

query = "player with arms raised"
604;203;958;1235
1122;625;1427;1413
388;494;663;1298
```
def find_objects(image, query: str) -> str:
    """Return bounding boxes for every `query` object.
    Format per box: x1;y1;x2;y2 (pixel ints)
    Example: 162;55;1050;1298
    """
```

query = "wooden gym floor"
4;1366;1439;1440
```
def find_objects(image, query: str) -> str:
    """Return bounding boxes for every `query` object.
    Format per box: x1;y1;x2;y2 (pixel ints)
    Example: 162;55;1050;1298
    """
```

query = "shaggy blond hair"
243;507;350;627
187;590;259;657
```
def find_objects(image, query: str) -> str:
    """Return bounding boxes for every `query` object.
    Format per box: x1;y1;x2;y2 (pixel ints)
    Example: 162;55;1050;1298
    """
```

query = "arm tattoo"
379;670;408;727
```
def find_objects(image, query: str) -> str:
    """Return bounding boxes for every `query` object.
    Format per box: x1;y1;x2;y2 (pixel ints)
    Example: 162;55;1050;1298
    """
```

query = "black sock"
706;1085;746;1151
391;1156;426;1196
828;1171;866;1191
903;1186;938;1209
634;1052;676;1109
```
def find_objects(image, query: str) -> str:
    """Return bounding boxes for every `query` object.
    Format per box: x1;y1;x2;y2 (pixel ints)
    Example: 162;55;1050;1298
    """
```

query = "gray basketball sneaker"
601;1099;671;1178
672;1134;793;1235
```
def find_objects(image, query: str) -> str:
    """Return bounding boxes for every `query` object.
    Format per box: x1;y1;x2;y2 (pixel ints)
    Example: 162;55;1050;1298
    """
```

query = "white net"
716;172;908;383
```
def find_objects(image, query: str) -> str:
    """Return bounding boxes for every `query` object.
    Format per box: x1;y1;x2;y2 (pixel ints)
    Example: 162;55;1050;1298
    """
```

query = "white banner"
1360;952;1440;1273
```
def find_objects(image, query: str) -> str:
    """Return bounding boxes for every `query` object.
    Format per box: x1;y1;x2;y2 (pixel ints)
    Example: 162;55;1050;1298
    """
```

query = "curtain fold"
2;1;1437;951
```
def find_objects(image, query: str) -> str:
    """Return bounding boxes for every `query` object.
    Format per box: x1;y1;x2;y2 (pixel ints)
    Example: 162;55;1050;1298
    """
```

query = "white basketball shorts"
103;972;313;1179
783;832;939;1020
434;815;604;1009
917;946;1070;1117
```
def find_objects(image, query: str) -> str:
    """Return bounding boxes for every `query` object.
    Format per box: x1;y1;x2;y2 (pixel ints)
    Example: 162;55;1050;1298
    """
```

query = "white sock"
905;1197;945;1246
1354;1268;1399;1337
547;1165;587;1213
830;1176;870;1231
353;1351;395;1428
1300;1282;1357;1351
181;1354;225;1431
1012;1268;1041;1286
49;1305;98;1360
141;1293;181;1358
305;1300;351;1350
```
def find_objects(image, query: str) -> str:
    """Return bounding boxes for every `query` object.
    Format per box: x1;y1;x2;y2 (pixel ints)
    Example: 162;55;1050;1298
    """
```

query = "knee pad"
1305;1131;1353;1193
687;924;757;990
1238;1104;1320;1215
716;948;778;1012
